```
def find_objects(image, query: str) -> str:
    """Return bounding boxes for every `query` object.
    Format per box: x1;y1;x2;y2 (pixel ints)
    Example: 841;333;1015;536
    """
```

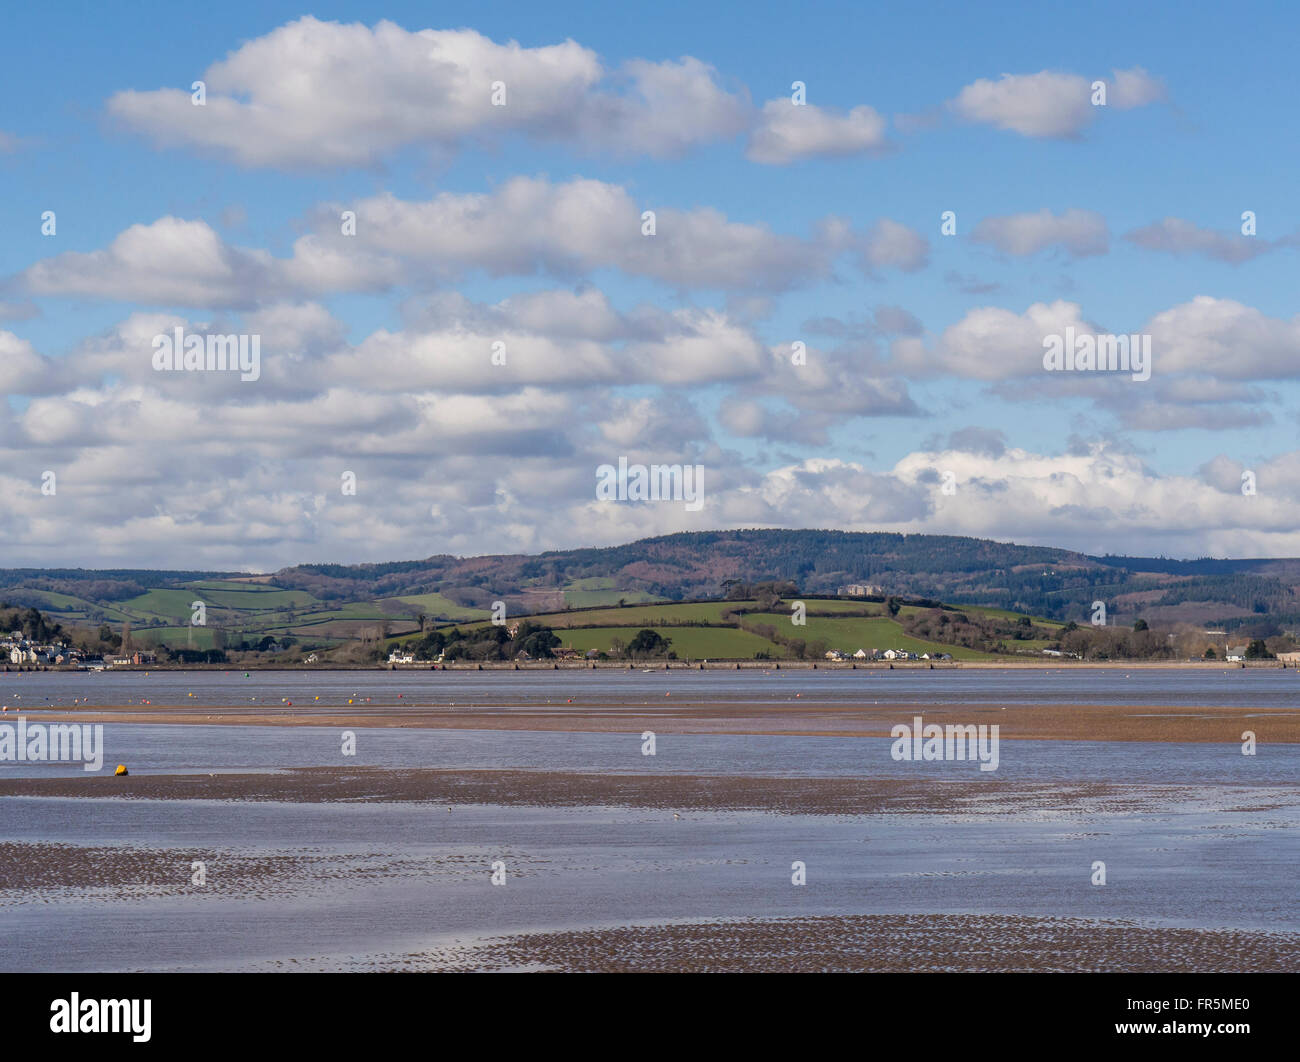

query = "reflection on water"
4;665;1300;708
1;783;1295;972
0;724;1295;785
2;670;1296;971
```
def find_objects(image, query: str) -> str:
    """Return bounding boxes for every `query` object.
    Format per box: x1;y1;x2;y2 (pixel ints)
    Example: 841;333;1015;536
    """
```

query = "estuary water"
2;663;1299;709
0;669;1295;971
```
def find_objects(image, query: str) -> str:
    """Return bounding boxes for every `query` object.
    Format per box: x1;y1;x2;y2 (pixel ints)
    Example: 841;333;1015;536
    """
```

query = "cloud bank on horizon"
2;3;1298;570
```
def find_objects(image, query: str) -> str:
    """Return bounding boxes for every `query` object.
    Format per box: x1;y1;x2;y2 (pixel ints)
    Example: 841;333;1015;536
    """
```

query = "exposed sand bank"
403;914;1300;973
1;766;1287;817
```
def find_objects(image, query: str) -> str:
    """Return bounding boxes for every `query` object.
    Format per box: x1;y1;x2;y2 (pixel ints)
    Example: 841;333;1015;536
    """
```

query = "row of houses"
824;648;952;662
1;632;164;668
3;632;82;666
105;652;157;667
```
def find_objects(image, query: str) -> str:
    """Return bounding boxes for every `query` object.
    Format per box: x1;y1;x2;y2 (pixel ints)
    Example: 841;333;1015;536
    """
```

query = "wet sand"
403;914;1300;972
0;839;490;902
0;765;1279;817
14;700;1300;742
6;678;1295;974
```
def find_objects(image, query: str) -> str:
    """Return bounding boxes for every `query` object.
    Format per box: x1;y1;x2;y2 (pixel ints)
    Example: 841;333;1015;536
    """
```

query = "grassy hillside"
3;528;1297;656
554;625;779;659
741;612;995;661
426;597;1040;662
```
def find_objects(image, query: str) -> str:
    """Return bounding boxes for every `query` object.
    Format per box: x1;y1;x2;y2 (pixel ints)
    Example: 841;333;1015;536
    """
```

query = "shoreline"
12;700;1300;742
5;659;1292;673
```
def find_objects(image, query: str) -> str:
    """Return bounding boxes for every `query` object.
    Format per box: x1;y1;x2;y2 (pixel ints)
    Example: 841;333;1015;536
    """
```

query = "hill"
2;530;1297;655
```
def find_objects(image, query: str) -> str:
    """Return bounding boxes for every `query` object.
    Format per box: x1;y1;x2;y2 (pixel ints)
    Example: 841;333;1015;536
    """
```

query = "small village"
0;631;161;670
2;632;87;668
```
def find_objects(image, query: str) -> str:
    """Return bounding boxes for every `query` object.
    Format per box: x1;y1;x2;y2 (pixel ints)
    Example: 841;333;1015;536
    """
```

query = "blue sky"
2;2;1298;568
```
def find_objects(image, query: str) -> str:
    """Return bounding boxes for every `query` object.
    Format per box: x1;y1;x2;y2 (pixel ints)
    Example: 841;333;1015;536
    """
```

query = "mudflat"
0;766;1279;817
403;914;1300;973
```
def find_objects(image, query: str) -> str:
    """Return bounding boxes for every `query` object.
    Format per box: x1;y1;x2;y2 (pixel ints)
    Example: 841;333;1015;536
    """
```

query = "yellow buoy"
114;765;129;776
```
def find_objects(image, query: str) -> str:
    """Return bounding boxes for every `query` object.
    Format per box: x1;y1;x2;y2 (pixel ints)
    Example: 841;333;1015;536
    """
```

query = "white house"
388;650;416;664
840;583;884;597
853;648;871;659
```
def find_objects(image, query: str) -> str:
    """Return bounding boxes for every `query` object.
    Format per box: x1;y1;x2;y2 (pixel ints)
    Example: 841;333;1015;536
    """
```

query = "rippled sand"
264;914;1300;972
0;839;515;905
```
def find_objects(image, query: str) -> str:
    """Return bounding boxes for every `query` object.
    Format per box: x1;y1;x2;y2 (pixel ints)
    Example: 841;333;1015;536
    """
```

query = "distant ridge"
3;529;1298;633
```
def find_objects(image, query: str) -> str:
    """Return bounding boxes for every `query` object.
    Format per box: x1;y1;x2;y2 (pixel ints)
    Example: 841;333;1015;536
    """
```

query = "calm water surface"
3;665;1299;708
1;669;1295;971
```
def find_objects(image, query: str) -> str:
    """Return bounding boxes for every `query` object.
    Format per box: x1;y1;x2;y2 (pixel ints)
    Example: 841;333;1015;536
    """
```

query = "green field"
295;604;396;621
562;589;664;608
950;604;1067;628
453;597;1042;660
185;585;320;610
132;626;219;650
555;625;780;659
394;593;491;622
117;588;206;621
743;613;995;661
5;574;1063;661
795;599;888;614
526;601;751;629
1;587;136;622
